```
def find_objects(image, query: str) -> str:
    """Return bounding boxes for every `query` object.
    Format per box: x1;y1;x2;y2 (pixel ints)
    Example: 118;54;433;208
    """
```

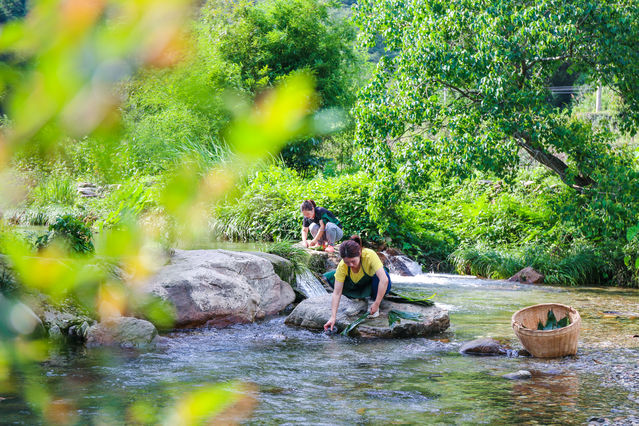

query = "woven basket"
511;303;581;358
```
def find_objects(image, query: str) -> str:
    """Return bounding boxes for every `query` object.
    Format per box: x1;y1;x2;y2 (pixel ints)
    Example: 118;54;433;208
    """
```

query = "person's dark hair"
340;235;362;258
300;199;316;212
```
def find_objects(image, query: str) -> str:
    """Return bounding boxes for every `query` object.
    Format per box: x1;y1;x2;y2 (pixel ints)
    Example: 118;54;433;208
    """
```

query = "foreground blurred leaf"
164;382;257;426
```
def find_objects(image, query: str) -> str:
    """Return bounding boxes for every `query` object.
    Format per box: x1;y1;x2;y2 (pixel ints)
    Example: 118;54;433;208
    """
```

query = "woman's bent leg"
309;223;320;240
370;269;392;299
324;223;343;245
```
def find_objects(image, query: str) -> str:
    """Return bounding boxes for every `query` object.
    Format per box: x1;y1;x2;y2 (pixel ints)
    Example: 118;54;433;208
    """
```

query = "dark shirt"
302;206;342;229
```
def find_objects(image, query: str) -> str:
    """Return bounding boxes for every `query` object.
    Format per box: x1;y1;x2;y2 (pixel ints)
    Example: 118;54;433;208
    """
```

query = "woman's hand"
302;240;309;248
369;302;380;315
324;317;336;331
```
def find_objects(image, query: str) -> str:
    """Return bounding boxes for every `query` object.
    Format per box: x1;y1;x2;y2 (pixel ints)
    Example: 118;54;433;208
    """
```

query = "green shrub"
36;215;94;254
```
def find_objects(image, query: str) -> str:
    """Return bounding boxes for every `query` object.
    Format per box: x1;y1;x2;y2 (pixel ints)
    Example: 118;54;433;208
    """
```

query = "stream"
1;273;638;424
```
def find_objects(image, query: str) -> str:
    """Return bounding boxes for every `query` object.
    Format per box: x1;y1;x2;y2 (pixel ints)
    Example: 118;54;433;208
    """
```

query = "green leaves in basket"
340;312;370;336
536;309;570;330
388;310;423;327
557;315;570;328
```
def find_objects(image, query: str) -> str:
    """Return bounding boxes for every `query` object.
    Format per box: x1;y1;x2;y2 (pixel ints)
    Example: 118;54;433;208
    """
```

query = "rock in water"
502;370;532;380
285;295;449;338
86;317;157;347
143;249;295;328
508;267;544;284
459;338;508;356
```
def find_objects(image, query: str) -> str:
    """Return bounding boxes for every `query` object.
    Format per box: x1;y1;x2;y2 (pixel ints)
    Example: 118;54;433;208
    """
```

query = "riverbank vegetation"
3;0;639;288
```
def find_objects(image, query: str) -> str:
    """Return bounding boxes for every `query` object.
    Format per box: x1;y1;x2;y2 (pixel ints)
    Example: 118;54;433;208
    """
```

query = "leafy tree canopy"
201;0;364;109
353;0;639;190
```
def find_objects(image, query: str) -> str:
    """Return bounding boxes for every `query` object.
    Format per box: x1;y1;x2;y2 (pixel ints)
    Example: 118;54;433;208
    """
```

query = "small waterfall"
396;255;423;276
382;251;423;276
295;269;327;298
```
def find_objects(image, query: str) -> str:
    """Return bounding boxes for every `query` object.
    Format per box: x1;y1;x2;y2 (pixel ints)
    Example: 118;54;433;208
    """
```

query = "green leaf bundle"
388;309;423;327
340;312;370;336
537;309;570;330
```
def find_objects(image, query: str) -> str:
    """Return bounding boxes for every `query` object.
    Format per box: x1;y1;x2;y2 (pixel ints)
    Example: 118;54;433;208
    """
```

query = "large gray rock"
249;252;295;285
86;316;157;347
285;295;449;338
144;249;295;328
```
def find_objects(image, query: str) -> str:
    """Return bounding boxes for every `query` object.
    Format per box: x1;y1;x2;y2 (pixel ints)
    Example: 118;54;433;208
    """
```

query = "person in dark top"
300;199;343;253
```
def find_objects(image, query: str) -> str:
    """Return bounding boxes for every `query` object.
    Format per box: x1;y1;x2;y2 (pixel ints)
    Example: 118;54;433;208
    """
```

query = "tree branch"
513;132;596;191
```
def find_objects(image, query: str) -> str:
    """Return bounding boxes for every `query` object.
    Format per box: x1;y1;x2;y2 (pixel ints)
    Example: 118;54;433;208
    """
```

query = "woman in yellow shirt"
323;236;391;331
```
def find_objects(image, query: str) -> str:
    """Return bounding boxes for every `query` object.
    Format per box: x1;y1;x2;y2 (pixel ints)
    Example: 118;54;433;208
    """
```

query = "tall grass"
450;244;609;286
30;177;77;206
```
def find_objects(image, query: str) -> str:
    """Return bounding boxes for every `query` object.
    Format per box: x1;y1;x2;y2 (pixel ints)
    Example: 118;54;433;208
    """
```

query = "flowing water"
2;274;639;424
295;269;328;298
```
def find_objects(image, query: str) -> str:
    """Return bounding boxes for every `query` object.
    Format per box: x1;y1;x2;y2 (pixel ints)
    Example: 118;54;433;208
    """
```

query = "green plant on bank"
449;243;610;286
264;240;310;273
29;176;76;207
34;215;94;254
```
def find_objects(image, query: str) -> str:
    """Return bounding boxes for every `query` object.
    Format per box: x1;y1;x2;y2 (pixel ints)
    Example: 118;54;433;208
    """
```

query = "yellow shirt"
335;248;384;284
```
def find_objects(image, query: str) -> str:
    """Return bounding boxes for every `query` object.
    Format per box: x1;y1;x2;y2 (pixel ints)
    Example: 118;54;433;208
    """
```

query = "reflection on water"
1;274;638;424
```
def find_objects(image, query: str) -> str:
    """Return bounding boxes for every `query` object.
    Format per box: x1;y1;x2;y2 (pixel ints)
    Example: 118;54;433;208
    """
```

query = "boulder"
143;249;295;328
86;316;157;347
285;295;449;338
459;338;507;356
508;267;544;284
249;252;295;285
285;295;366;330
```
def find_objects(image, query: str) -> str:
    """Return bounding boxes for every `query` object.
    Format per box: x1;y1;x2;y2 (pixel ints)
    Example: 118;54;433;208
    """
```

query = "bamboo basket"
511;303;581;358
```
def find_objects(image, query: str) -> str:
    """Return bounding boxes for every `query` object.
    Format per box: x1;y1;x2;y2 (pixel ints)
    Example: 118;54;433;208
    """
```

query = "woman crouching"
323;236;391;331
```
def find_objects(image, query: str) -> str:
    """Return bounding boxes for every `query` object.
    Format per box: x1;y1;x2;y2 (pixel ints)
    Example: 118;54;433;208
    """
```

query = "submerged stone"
285;295;449;338
459;338;508;356
86;316;157;348
502;370;532;380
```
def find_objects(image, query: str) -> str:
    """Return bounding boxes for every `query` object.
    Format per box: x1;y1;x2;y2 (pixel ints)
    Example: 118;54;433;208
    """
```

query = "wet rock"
285;295;366;331
143;249;295;328
459;338;507;356
516;348;532;357
508;266;544;284
28;295;95;340
285;295;450;338
48;325;63;339
86;316;157;347
502;370;532;380
587;417;610;425
249;252;295;285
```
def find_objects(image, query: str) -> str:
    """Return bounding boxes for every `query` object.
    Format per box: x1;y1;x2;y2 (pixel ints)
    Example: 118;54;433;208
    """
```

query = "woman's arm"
370;267;388;315
324;280;344;331
301;226;309;247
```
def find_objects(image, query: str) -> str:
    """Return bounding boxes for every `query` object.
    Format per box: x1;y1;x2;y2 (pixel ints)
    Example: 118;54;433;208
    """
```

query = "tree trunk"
514;133;595;190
